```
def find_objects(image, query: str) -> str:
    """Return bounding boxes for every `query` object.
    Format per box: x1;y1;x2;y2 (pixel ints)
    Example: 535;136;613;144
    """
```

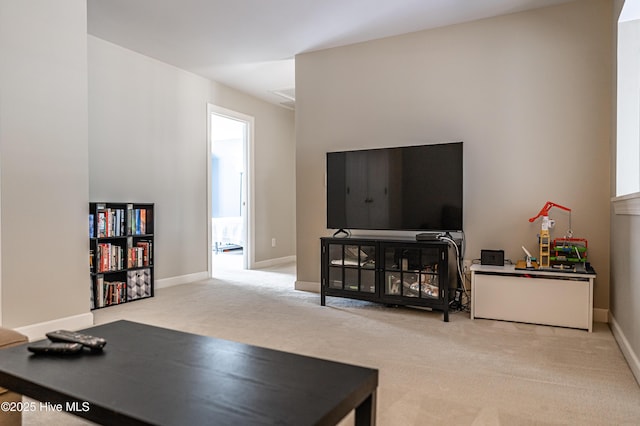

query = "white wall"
295;0;612;313
88;36;295;280
0;0;90;328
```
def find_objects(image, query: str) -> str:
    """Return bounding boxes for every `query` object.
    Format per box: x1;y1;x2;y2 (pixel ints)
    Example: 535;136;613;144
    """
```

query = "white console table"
470;264;595;332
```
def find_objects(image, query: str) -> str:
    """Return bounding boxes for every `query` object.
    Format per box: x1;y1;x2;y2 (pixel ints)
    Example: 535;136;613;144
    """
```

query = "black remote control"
28;342;83;355
46;330;107;350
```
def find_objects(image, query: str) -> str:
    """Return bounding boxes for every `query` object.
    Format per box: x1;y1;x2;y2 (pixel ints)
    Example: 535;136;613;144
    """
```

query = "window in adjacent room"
617;0;640;196
615;0;640;214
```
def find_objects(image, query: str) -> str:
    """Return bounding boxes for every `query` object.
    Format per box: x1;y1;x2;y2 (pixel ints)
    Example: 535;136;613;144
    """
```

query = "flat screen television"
326;142;463;232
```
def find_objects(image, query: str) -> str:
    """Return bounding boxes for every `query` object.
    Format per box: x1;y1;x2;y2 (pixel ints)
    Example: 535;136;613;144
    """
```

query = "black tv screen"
326;142;463;232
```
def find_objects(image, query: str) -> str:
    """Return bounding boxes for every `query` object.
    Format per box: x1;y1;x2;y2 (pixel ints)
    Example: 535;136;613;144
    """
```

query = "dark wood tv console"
320;236;458;321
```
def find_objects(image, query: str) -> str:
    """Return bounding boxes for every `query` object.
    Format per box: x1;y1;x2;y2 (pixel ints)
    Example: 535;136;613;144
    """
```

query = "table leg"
355;391;376;426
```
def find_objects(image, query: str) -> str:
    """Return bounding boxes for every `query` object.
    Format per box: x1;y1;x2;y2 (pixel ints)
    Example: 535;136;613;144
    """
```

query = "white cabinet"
470;264;595;332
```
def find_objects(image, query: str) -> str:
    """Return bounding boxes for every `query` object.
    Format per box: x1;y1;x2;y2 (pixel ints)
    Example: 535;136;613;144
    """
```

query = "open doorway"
207;104;254;275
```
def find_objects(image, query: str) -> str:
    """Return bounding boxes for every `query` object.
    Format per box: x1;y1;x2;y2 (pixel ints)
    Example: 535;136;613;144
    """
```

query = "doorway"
207;104;254;275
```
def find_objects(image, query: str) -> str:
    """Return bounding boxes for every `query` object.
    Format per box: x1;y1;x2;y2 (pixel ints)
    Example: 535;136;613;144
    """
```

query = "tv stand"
320;236;458;321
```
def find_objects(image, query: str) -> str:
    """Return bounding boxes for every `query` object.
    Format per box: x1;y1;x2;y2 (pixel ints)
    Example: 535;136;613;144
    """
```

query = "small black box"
481;249;504;266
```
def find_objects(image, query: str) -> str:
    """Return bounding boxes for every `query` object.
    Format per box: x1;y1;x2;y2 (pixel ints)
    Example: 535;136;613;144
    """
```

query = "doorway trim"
207;103;255;276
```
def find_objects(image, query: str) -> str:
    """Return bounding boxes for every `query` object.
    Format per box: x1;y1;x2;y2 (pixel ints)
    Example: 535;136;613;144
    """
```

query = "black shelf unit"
321;236;458;321
89;202;154;309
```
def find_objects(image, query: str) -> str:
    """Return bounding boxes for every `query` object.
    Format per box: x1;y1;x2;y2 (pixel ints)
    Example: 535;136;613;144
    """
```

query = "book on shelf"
96;243;124;272
90;279;95;310
127;205;133;235
127;246;143;268
134;209;145;234
96;275;104;308
104;281;126;307
126;239;151;268
136;240;153;265
95;207;127;238
97;211;106;237
105;281;126;306
94;275;127;308
128;207;151;235
140;209;146;234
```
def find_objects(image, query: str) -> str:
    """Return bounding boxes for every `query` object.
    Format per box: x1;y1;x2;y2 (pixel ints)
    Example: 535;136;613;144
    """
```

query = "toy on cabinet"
527;201;588;271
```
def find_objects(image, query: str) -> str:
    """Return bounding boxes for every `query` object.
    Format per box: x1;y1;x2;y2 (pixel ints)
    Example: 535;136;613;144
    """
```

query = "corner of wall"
609;312;640;386
295;281;320;293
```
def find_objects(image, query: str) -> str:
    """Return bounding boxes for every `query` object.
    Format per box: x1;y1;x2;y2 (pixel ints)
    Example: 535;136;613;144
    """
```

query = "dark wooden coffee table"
0;320;378;425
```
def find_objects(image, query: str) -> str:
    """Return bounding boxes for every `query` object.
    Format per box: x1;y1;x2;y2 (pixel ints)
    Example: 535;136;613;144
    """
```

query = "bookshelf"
89;202;154;309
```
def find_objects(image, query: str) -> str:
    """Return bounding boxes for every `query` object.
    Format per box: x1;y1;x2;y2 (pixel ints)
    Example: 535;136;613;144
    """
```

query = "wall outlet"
271;238;276;247
463;259;472;272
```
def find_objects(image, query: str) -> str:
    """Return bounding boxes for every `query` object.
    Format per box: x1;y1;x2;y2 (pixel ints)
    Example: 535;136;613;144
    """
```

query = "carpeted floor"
23;258;640;425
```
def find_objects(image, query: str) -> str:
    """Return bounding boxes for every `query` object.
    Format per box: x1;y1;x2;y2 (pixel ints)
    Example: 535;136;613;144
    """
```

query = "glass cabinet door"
328;244;344;289
360;268;376;293
418;248;440;299
327;243;376;293
383;246;441;299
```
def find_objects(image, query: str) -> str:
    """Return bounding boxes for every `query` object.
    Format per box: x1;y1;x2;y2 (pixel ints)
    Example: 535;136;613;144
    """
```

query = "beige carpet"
23;257;640;425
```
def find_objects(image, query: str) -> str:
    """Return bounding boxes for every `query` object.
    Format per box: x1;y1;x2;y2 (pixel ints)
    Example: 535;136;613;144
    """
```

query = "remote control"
46;330;107;350
28;342;83;355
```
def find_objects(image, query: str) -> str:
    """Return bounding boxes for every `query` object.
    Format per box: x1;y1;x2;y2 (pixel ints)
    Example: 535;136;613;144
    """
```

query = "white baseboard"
295;280;319;293
593;308;608;323
292;285;616;318
253;255;296;269
14;312;94;341
609;312;640;386
155;271;209;289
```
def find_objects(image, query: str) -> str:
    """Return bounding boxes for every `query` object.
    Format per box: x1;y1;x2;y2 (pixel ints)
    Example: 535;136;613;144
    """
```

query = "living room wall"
295;0;612;316
0;0;91;329
88;36;295;282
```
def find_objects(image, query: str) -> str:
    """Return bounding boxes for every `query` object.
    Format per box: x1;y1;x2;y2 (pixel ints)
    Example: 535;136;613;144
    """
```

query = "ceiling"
87;0;574;109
